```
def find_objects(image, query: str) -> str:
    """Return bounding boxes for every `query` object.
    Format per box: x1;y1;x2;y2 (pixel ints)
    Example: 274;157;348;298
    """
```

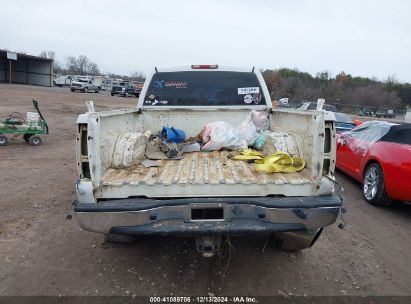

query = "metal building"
0;49;53;87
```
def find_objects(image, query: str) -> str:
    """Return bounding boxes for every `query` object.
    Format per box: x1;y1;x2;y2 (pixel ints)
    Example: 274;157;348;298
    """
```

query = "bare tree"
39;50;63;73
130;71;145;81
64;55;101;76
88;62;100;76
65;56;79;74
77;55;89;75
39;50;55;60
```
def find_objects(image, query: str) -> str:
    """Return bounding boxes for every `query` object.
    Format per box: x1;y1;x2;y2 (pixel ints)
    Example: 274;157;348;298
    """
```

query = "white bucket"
27;112;40;125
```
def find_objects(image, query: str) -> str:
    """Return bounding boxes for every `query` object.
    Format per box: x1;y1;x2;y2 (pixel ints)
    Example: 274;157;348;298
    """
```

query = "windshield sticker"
244;94;253;104
254;93;262;104
145;94;157;104
238;87;259;95
165;81;188;89
154;80;164;89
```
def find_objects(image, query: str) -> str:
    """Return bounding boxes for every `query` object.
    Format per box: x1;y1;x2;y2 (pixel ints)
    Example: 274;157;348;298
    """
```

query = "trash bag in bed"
200;110;269;151
201;121;247;151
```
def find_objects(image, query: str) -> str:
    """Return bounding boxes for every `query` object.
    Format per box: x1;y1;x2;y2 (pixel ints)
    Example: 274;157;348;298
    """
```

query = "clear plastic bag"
238;117;257;146
201;121;247;151
201;110;269;151
250;110;269;131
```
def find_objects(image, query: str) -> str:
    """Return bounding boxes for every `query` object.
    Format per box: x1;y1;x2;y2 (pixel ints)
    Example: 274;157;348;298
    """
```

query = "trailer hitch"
195;235;222;257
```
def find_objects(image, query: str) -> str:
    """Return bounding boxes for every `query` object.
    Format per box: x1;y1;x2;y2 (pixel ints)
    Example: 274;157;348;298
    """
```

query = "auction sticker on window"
238;87;259;95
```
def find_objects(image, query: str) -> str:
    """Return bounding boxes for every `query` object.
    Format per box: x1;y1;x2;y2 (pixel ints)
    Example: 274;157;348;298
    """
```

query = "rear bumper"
73;195;343;235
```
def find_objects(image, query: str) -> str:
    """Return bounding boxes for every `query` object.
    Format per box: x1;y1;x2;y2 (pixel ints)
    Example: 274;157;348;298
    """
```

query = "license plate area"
191;207;224;221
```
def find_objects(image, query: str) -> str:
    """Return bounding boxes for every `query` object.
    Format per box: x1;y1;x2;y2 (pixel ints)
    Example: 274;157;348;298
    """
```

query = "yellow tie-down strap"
233;149;305;173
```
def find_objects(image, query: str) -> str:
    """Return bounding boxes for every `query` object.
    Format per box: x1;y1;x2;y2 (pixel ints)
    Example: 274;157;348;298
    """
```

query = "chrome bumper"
74;195;342;235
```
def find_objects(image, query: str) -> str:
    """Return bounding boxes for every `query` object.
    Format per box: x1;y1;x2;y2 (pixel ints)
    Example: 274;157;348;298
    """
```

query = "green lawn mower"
0;100;49;146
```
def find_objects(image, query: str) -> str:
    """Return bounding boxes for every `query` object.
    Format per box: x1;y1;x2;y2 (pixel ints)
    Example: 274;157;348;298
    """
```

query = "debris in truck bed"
262;131;300;156
179;142;201;153
201;121;248;151
145;141;169;160
200;110;269;151
160;126;186;143
158;141;182;159
254;152;305;173
111;132;146;168
233;149;306;173
142;159;162;168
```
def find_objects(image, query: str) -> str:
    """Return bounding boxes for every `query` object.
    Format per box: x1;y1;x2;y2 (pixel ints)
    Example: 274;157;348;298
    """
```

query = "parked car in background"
70;79;100;93
54;75;77;87
132;81;144;91
358;108;373;117
334;112;361;133
111;81;140;97
376;109;396;118
277;98;289;107
298;101;338;112
336;121;411;206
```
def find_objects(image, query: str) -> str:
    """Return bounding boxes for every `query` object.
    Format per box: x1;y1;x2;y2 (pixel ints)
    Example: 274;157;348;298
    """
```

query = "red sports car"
336;121;411;206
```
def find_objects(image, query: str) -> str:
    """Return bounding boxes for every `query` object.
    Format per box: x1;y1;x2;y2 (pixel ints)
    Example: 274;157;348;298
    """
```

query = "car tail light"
191;64;218;69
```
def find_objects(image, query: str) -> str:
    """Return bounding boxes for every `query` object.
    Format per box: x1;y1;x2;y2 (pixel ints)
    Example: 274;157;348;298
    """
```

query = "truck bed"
99;150;314;198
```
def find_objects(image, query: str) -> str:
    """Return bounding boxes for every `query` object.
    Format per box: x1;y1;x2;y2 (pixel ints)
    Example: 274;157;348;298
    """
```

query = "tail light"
191;64;218;69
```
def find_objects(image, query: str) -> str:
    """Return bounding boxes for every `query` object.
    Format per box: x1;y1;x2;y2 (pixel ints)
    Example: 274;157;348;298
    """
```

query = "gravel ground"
1;84;411;297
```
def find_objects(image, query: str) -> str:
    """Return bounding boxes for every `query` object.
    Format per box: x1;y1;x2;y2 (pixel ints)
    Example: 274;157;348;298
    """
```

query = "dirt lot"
1;84;411;297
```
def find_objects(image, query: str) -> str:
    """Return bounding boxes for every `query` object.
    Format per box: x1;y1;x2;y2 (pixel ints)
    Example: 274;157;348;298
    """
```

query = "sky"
1;0;410;82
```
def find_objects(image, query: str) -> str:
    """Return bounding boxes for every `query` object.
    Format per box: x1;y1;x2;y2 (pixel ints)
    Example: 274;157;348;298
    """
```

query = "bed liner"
101;150;313;187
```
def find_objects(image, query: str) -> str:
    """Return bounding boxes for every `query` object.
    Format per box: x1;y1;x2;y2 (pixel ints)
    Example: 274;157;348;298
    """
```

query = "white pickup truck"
73;65;342;256
70;78;100;93
54;75;76;87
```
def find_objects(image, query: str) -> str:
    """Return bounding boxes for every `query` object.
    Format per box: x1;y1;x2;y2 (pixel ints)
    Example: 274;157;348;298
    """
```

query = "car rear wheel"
363;163;391;206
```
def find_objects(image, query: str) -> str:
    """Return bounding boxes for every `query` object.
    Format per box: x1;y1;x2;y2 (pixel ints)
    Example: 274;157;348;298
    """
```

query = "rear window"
307;103;317;110
348;121;393;142
324;104;337;112
143;71;265;106
380;125;411;145
334;113;353;123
